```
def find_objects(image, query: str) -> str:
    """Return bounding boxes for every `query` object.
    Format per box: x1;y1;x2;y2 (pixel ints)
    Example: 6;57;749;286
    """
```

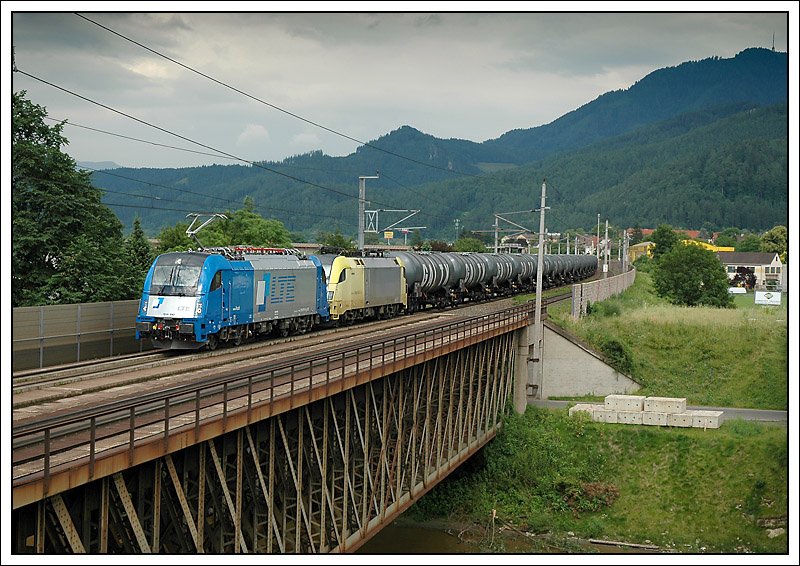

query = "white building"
717;252;783;291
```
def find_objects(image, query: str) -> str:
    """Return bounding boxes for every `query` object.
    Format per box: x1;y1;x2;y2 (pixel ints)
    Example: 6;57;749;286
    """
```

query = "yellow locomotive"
325;255;407;324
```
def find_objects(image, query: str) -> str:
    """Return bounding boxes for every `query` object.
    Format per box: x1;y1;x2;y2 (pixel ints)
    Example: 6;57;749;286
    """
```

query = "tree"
428;240;453;252
731;266;756;290
124;217;155;296
13;90;133;306
317;229;356;251
652;243;733;308
630;225;644;245
454;237;487;252
736;233;762;252
650;224;680;260
409;230;424;250
155;222;193;253
224;196;292;247
154;200;293;252
760;225;787;260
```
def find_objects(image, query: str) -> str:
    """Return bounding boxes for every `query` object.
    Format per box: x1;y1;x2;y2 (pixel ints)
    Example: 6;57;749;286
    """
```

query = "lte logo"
153;297;165;309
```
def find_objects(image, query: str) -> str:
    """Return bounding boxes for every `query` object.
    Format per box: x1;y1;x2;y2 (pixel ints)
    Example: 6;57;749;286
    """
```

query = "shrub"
599;338;634;375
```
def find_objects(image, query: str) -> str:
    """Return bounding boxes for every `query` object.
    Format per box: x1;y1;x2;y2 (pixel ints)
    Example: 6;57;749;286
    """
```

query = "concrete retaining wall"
536;322;640;399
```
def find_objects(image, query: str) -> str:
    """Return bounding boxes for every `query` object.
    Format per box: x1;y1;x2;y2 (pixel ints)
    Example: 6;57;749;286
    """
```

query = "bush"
599;338;634;375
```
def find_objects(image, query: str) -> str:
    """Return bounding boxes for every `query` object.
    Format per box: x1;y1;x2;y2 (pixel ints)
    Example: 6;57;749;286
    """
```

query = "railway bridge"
11;301;536;554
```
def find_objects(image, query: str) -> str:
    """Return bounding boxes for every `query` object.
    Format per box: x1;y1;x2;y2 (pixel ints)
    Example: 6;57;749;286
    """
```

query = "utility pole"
533;179;549;370
603;219;609;278
566;234;570;255
358;174;379;251
596;213;601;261
494;216;499;253
454;219;460;244
622;231;627;271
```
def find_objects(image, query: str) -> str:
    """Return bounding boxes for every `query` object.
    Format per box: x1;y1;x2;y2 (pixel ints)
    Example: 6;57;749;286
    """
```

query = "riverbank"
378;406;788;554
360;271;789;555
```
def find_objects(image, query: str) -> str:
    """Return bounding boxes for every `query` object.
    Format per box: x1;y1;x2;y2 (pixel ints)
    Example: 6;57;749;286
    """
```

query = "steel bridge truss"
13;333;514;554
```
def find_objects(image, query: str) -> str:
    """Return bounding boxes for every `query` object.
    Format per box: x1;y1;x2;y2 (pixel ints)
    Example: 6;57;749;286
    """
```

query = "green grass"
408;407;789;554
406;276;788;553
547;273;788;410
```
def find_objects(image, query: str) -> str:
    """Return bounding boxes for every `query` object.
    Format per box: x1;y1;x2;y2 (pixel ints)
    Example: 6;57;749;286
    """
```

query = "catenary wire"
75;12;486;180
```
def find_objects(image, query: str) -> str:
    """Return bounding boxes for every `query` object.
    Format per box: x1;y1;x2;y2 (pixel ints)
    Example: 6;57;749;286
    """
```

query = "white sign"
728;287;746;294
146;295;197;317
602;264;608;273
755;290;781;306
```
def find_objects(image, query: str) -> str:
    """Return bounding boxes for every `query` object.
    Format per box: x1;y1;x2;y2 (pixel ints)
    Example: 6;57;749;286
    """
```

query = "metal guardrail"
12;301;536;493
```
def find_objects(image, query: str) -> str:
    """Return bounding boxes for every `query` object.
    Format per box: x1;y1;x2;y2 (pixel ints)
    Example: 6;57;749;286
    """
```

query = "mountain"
92;47;788;239
486;47;787;162
78;161;123;171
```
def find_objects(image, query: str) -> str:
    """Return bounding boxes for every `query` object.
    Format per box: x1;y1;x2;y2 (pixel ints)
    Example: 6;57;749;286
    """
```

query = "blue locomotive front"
136;248;329;350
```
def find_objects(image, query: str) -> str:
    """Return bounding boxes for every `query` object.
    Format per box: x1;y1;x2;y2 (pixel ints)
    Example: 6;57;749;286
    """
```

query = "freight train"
135;246;597;350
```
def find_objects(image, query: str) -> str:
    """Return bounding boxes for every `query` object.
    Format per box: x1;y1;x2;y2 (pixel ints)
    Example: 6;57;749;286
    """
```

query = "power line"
84;166;237;205
47;117;235;161
22;167;346;223
51;116;368;176
74;12;485;180
378;170;470;222
15;67;408;213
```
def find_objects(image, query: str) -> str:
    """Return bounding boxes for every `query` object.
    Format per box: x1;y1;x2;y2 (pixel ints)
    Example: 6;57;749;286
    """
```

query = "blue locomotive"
136;247;597;350
135;247;329;350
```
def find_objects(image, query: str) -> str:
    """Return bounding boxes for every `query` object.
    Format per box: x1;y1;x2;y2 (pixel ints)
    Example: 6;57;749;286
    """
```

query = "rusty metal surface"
13;302;533;510
12;334;514;553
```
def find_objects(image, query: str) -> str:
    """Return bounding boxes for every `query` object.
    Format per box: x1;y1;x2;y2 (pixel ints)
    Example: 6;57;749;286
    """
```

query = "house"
682;240;735;253
716;252;783;290
627;241;654;264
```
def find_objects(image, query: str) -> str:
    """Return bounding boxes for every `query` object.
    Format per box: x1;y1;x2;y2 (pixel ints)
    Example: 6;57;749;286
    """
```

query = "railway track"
11;289;579;496
12;289;571;412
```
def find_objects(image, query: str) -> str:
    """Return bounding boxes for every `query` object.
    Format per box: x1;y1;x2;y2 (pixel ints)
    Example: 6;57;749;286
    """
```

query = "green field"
547;273;788;410
405;272;789;554
407;408;788;554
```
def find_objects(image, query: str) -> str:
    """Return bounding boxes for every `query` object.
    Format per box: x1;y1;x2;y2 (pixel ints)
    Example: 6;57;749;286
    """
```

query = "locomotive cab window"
149;253;205;296
338;269;347;283
210;271;222;291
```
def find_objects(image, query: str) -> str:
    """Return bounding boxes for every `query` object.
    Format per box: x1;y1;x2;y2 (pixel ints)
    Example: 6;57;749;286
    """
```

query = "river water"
356;518;662;555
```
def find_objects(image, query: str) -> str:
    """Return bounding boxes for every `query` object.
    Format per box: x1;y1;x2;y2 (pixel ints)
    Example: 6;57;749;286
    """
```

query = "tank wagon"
137;247;597;350
387;251;596;312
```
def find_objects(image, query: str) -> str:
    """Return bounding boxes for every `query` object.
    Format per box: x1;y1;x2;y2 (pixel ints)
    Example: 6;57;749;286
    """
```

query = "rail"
12;299;546;495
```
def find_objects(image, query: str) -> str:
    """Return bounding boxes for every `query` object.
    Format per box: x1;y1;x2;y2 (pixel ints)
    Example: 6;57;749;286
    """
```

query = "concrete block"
667;412;693;427
568;403;595;417
642;412;668;426
692;410;723;429
644;397;687;414
593;409;618;424
616;410;643;425
604;394;646;412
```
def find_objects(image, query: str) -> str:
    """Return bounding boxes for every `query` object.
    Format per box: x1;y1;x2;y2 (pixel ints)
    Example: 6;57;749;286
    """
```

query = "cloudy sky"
5;4;796;169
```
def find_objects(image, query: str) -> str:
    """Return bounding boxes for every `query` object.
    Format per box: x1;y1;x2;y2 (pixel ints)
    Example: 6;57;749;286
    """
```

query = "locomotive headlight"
141;299;148;313
195;299;204;316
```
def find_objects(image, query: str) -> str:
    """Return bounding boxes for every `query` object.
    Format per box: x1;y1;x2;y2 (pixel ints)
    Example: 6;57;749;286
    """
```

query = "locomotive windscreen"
149;253;207;296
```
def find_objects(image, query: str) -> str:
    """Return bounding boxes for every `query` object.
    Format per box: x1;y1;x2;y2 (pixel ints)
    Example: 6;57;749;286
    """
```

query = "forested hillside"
92;48;787;239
